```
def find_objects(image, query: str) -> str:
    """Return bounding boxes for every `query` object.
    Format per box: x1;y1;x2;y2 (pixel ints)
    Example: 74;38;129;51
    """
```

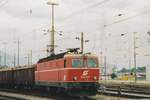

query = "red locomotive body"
35;52;100;96
0;51;100;96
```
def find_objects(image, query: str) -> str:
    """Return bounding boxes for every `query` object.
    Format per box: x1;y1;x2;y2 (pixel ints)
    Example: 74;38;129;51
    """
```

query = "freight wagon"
0;66;35;88
0;68;13;87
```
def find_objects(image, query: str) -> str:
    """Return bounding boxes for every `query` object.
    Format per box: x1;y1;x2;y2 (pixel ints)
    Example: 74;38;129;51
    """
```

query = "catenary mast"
47;1;58;55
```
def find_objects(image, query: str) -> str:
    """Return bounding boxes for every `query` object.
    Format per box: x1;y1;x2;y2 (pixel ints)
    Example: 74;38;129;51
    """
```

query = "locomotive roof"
38;52;66;63
64;53;97;58
38;52;97;63
38;48;81;63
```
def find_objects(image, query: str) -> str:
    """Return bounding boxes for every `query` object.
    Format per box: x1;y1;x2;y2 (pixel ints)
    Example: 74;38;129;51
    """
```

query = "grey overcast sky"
0;0;150;68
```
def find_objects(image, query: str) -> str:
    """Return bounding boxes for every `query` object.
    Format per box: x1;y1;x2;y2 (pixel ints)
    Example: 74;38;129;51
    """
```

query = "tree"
131;68;136;73
119;68;127;73
111;73;117;79
112;66;117;73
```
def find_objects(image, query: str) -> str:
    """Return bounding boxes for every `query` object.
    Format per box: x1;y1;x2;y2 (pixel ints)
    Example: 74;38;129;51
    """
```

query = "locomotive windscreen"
87;58;98;67
72;58;98;68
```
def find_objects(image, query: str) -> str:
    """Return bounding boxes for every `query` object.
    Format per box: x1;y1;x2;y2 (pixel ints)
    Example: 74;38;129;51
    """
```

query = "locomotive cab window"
87;58;98;67
72;59;83;68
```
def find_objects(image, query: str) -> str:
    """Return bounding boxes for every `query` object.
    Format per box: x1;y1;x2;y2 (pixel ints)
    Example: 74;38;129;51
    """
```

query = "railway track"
0;91;52;100
98;85;150;98
0;88;95;100
0;86;149;100
99;80;150;98
0;94;25;100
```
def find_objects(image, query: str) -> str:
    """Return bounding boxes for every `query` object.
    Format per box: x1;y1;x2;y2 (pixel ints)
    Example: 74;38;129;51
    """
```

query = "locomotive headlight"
73;76;77;81
93;76;97;80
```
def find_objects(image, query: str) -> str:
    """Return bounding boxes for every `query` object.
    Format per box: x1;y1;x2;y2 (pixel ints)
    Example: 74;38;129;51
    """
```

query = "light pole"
28;53;30;66
47;1;59;55
24;56;29;66
28;50;32;66
121;33;131;74
16;40;21;67
25;50;33;66
81;32;84;53
133;32;137;82
104;56;107;81
121;32;137;82
2;42;7;67
17;40;20;67
13;53;16;67
0;50;1;67
14;40;21;67
30;50;32;65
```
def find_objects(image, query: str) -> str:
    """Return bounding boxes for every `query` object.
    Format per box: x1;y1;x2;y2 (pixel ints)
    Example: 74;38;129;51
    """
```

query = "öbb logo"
82;70;89;76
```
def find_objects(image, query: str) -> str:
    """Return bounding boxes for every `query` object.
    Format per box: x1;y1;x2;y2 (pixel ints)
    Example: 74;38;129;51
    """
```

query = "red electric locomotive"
35;48;100;96
0;49;100;96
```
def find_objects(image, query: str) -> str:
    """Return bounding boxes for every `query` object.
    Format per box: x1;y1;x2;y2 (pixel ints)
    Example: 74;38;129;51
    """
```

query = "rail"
98;80;150;98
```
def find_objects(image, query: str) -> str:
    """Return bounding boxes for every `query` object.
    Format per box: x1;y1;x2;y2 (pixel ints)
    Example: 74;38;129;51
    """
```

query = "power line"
0;0;8;8
34;0;111;33
105;5;150;27
0;0;4;3
0;0;6;5
61;0;111;21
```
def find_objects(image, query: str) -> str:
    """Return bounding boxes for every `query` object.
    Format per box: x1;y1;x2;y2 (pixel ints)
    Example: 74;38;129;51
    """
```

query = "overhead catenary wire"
0;0;5;4
0;0;8;9
61;0;111;21
33;0;111;34
105;4;150;27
